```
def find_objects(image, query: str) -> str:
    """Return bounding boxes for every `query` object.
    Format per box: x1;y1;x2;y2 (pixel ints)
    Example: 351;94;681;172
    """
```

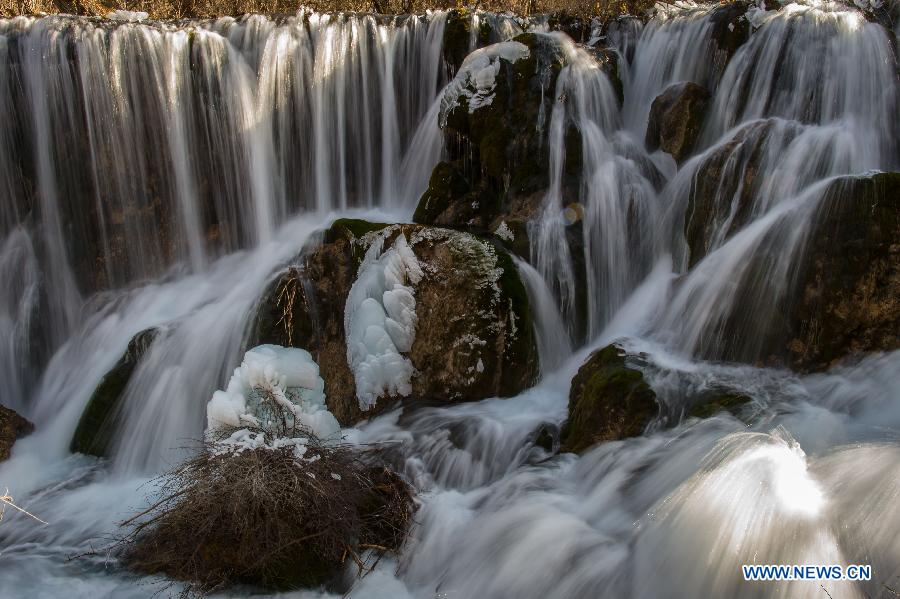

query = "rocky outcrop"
561;344;659;453
0;405;34;462
683;119;774;268
692;171;900;371
442;8;496;77
782;172;900;370
645;82;711;163
253;220;538;426
70;328;159;457
707;1;752;76
417;34;569;237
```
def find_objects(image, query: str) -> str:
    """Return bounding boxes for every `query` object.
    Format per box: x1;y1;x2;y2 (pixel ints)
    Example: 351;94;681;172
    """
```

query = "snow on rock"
206;344;341;447
494;221;515;242
345;233;424;411
440;41;531;125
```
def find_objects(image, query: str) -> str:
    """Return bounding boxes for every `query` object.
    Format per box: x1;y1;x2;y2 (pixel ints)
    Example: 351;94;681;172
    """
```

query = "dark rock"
442;8;494;77
683;119;774;268
561;344;659;453
0;405;34;462
689;390;752;419
70;328;159;457
589;46;624;106
253;221;539;426
547;11;592;43
645;82;711;163
783;172;900;370
532;422;560;453
707;1;752;75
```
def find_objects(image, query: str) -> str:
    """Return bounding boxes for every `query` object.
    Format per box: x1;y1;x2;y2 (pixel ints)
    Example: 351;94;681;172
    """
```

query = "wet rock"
0;405;34;462
561;344;659;453
589;46;624;106
689;390;752;419
707;1;752;74
70;328;159;457
782;172;900;370
415;33;576;255
253;220;538;426
547;11;592;43
442;8;495;76
694;171;900;371
645;82;711;163
683;119;774;267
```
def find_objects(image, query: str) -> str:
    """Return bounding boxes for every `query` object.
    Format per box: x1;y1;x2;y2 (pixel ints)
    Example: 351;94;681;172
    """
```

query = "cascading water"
1;3;898;598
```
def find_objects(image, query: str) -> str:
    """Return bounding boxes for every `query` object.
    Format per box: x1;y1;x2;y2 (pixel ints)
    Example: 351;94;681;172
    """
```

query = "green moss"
493;243;538;394
71;328;158;457
562;344;658;454
413;161;471;225
325;218;388;243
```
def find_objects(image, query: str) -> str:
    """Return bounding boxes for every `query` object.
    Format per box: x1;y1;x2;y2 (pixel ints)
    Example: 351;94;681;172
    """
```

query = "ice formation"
206;344;341;449
345;233;424;410
494;221;515;242
105;10;150;22
440;41;531;125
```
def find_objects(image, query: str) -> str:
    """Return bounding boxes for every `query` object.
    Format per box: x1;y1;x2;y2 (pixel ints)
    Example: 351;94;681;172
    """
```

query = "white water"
1;4;899;598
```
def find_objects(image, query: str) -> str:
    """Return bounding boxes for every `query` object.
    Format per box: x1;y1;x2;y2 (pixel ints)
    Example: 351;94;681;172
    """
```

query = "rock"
782;172;900;370
683;119;774;268
252;220;539;426
70;328;159;457
0;405;34;462
692;171;900;371
561;344;659;453
689;390;752;419
645;82;711;163
707;1;752;75
547;11;592;43
415;33;576;252
442;8;495;77
589;46;624;106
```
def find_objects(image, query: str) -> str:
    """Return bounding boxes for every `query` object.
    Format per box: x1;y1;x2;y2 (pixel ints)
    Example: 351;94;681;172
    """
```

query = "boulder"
782;172;900;370
645;82;711;163
0;405;34;462
70;328;159;457
442;8;495;77
252;220;539;426
692;171;900;371
707;1;752;75
683;119;774;267
561;344;659;453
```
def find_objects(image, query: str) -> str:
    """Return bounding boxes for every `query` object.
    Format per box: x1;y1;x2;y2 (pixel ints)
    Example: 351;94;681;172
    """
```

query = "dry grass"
0;0;653;22
119;428;415;595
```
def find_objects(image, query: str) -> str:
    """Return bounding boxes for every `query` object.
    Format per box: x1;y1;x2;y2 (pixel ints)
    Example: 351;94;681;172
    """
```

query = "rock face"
253;220;538;426
561;344;659;453
70;328;159;457
645;82;711;163
706;1;752;75
442;8;495;77
0;405;34;462
782;172;900;370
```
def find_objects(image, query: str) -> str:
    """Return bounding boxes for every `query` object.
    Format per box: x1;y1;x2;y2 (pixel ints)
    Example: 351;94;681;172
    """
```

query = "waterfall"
0;3;898;597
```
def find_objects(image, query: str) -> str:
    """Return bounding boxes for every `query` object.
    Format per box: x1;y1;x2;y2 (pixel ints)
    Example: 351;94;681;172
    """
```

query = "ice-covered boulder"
252;220;538;425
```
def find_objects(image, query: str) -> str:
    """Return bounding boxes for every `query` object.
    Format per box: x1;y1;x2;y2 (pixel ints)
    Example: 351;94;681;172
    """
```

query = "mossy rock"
252;220;539;426
71;328;159;457
561;344;659;453
689;391;752;419
442;8;494;76
0;405;34;462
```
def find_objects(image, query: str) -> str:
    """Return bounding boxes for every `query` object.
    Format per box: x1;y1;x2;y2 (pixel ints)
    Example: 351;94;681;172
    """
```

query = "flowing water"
0;4;898;598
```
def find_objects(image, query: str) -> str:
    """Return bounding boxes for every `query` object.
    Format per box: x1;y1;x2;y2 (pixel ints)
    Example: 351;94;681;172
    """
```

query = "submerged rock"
688;390;752;419
645;81;711;163
0;405;34;462
561;344;659;453
70;328;159;457
253;220;538;426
